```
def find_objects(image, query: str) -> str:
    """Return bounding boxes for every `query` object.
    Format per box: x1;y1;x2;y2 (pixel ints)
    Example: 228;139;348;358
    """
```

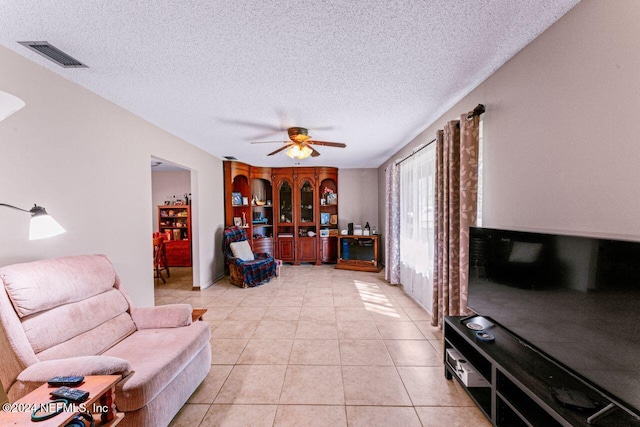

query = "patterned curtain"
432;112;480;327
385;163;401;284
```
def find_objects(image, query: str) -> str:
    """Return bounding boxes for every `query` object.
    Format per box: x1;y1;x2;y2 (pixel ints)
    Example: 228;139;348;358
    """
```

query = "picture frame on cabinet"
231;192;242;206
321;212;330;225
327;193;337;205
233;217;242;227
320;228;329;237
330;214;338;225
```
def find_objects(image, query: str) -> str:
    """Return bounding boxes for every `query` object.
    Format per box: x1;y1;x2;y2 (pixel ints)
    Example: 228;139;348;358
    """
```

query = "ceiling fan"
250;127;346;159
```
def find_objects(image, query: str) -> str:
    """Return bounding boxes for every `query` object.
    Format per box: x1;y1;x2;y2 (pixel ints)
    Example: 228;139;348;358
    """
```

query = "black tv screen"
467;226;640;417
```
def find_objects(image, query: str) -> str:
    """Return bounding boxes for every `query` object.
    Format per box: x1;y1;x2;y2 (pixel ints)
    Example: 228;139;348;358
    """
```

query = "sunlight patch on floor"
354;280;401;318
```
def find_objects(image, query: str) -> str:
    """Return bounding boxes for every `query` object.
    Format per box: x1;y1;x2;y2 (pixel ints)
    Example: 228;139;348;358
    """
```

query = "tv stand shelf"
444;316;640;427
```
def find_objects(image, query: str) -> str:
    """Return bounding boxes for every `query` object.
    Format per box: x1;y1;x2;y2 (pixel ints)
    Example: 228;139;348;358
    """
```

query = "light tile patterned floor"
155;266;490;427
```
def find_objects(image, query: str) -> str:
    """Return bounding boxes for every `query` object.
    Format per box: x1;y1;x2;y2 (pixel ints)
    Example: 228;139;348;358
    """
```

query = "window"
399;143;435;309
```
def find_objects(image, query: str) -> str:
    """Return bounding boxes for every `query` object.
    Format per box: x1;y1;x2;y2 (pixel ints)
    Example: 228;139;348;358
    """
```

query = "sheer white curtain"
399;144;436;309
385;164;401;284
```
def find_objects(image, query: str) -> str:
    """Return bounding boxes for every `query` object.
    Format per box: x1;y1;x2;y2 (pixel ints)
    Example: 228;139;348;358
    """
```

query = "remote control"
50;386;89;403
48;376;84;387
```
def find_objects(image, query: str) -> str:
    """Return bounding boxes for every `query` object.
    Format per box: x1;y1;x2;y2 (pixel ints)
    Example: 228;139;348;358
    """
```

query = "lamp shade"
285;144;313;160
29;206;65;240
0;91;26;121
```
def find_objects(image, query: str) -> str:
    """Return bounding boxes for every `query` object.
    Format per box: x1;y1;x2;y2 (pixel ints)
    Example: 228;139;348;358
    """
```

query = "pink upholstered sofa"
0;255;211;426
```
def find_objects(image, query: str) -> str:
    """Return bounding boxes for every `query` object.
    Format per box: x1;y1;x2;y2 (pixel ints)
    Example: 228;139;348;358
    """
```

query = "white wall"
151;170;191;231
379;0;640;250
338;169;379;233
0;46;226;306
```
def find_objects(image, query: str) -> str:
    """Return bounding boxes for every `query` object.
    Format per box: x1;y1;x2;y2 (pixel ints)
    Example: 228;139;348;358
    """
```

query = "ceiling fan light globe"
299;145;313;159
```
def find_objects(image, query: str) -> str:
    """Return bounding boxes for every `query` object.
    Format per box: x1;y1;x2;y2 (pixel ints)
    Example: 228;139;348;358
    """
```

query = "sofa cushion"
102;321;210;412
1;255;116;318
23;289;134;355
37;313;137;361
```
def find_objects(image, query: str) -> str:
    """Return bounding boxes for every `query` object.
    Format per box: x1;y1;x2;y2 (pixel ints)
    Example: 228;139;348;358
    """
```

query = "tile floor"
155;266;490;427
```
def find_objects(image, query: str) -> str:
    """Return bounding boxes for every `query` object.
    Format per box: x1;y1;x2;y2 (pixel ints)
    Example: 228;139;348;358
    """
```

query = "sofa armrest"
17;356;131;384
131;304;193;329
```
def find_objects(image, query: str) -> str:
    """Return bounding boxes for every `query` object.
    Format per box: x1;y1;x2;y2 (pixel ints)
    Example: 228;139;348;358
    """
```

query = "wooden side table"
0;375;123;426
192;308;207;322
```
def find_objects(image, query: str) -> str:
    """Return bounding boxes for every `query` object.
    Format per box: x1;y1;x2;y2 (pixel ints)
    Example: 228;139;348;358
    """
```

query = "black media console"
444;316;640;427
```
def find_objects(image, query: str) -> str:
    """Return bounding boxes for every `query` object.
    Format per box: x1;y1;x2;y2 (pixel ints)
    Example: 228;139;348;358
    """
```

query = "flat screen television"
467;226;640;418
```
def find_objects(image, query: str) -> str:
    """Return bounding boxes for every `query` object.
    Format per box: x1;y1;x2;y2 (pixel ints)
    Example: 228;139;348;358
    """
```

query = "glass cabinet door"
279;181;292;223
299;180;314;223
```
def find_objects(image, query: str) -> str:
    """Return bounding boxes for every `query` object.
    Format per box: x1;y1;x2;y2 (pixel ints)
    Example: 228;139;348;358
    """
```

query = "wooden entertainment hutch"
223;161;339;264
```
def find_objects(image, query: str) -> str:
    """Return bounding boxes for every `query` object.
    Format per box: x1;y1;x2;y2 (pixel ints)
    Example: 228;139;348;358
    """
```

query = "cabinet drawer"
165;240;189;249
252;238;273;256
165;241;191;267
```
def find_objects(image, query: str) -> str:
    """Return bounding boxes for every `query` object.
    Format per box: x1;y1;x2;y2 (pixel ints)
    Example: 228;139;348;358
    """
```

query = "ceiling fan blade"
250;140;290;144
249;130;287;140
217;118;282;132
310;147;321;157
308;140;347;148
267;144;292;156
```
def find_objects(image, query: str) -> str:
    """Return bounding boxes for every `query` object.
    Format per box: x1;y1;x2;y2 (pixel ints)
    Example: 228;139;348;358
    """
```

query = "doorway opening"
151;156;199;300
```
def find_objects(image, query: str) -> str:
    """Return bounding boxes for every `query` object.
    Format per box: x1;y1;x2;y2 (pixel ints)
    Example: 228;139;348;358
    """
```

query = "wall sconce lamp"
0;91;26;121
0;203;65;240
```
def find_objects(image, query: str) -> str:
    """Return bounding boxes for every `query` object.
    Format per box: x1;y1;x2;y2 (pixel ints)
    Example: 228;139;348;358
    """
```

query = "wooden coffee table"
0;375;123;426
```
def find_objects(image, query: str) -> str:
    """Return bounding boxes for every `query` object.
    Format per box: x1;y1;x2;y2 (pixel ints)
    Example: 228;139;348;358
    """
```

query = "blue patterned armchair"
222;226;276;287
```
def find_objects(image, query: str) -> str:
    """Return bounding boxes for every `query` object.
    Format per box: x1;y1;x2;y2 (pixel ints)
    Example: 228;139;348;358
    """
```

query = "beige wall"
151;170;191;231
0;46;226;306
379;0;640;251
338;169;379;233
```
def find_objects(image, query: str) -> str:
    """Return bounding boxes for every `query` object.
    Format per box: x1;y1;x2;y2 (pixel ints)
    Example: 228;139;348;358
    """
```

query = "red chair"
153;235;170;283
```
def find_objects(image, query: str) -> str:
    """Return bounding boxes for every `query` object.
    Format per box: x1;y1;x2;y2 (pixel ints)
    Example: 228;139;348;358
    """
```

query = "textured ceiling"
0;1;579;168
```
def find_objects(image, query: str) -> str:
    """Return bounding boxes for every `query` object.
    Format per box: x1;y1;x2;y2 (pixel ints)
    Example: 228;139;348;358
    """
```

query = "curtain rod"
394;138;436;167
385;103;485;171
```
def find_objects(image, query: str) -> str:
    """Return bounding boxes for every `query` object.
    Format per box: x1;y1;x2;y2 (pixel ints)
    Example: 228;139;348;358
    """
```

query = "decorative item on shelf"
348;223;354;235
372;226;377;235
321;212;330;225
243;196;249;205
231;192;242;206
233;217;242;226
266;200;272;206
327;193;337;205
307;231;316;237
320;229;329;237
184;193;191;205
330;214;338;225
364;222;370;236
341;229;348;235
322;187;333;204
242;212;247;226
329;229;339;236
354;224;363;236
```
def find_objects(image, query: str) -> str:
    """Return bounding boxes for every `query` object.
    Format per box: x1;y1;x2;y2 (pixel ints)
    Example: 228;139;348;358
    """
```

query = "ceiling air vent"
18;41;88;68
